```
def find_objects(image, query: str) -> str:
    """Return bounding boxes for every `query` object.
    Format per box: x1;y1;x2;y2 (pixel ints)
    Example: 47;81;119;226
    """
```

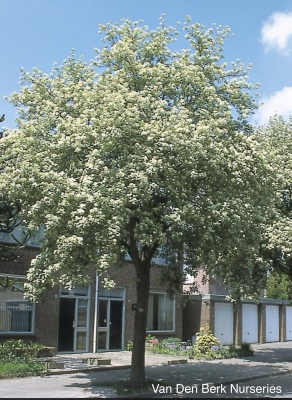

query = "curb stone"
46;364;132;375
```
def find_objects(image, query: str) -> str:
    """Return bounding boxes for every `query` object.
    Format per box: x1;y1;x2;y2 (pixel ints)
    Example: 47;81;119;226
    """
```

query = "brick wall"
1;248;184;351
183;270;231;296
280;304;286;342
34;285;59;347
183;269;210;295
182;296;213;342
182;297;201;341
0;246;39;276
102;262;184;346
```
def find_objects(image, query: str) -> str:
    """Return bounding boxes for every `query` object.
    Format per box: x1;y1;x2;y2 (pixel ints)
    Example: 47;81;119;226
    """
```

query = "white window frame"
0;275;35;334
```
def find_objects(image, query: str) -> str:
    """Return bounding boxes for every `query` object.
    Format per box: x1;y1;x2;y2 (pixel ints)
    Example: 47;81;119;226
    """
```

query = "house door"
109;300;123;349
58;297;75;352
98;298;124;351
58;292;89;352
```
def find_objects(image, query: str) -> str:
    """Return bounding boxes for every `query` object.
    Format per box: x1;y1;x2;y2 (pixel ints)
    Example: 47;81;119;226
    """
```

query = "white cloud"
261;12;292;55
253;86;292;125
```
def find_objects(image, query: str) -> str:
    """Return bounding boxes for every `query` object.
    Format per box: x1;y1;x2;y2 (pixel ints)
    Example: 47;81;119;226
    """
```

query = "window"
0;281;34;333
28;231;40;246
0;232;10;242
60;286;88;296
147;292;175;331
25;225;44;248
99;286;124;299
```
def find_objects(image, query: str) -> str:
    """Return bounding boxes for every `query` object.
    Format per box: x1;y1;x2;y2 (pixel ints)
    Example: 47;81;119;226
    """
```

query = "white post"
93;274;99;353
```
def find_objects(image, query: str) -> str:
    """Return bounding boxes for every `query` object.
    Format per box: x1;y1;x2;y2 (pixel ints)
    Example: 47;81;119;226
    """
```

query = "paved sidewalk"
1;342;292;398
38;342;292;394
45;348;190;373
50;342;292;394
48;341;292;378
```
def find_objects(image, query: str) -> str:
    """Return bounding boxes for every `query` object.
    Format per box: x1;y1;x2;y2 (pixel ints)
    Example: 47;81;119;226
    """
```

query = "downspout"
93;274;99;353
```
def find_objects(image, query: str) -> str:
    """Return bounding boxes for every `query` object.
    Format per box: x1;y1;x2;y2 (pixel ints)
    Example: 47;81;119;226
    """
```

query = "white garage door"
214;302;233;345
242;304;258;343
266;305;279;342
286;306;292;341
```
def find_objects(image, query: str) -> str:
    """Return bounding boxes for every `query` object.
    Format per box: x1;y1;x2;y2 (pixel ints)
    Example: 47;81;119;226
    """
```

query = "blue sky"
1;0;292;129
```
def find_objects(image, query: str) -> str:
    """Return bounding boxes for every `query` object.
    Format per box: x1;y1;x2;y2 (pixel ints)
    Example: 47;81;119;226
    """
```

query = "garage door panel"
242;304;258;343
214;303;233;345
266;305;279;342
286;306;292;341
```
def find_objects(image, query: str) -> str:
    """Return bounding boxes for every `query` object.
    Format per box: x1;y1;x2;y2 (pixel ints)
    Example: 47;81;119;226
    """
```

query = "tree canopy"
0;114;24;263
0;17;277;385
256;117;292;296
266;270;292;300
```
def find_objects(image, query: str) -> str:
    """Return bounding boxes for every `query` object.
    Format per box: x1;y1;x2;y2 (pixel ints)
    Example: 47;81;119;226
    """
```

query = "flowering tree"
256;117;292;290
0;114;23;263
0;18;275;386
0;201;22;262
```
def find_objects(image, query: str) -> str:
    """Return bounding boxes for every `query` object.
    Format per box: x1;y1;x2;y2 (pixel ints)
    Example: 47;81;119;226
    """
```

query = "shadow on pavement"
60;351;292;398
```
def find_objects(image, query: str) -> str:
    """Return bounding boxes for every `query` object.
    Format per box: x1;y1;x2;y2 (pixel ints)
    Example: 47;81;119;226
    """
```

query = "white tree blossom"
0;17;276;386
256;117;292;279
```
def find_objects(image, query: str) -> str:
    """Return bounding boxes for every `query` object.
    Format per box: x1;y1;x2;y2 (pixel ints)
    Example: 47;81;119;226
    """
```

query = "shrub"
228;343;237;356
146;330;254;361
0;339;43;363
227;342;254;357
127;341;133;351
240;342;251;352
239;342;254;356
145;334;156;343
193;326;220;355
148;337;191;356
0;339;46;378
159;337;181;343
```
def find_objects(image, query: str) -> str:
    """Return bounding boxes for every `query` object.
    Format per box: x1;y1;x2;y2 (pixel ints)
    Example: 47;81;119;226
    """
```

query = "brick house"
0;232;183;352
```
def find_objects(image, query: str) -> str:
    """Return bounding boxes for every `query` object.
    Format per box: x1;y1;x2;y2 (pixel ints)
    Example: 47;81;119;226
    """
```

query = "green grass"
0;360;46;379
0;338;47;378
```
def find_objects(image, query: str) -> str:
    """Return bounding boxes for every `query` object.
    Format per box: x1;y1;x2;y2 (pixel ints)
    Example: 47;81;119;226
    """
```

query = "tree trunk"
130;261;150;387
